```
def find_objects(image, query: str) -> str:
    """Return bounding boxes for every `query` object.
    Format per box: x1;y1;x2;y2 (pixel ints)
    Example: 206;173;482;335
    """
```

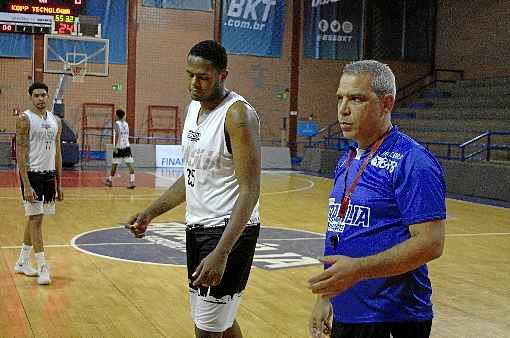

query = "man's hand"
308;255;363;298
192;249;228;287
309;296;333;338
56;187;64;201
23;186;37;203
125;211;153;238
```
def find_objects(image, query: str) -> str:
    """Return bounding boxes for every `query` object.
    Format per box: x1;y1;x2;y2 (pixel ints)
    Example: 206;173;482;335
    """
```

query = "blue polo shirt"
325;126;446;323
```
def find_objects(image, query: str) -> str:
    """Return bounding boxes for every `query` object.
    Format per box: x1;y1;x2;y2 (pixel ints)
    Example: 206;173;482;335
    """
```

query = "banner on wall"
156;145;184;168
221;0;286;57
303;0;363;60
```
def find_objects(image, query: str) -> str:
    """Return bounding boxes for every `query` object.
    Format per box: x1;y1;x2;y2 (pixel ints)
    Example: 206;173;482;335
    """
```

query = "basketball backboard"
44;34;109;77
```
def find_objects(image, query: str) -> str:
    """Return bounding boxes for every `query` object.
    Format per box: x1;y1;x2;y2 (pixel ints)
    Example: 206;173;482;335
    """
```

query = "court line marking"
1;171;508;209
0;172;318;200
2;232;510;250
148;171;317;196
448;198;510;210
69;226;186;267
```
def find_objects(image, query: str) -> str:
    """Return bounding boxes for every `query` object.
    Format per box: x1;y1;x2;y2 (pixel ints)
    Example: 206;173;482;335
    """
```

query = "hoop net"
69;64;86;83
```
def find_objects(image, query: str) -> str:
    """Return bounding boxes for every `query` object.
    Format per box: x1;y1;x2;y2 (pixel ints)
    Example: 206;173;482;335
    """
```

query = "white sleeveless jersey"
115;120;130;149
23;110;58;172
181;91;260;228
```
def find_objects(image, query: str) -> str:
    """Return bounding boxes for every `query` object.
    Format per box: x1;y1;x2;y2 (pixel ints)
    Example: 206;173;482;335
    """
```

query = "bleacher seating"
393;76;510;161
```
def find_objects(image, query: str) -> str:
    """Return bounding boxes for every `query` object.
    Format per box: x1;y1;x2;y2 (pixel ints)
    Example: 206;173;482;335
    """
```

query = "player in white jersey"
15;82;63;285
105;109;135;189
126;40;261;338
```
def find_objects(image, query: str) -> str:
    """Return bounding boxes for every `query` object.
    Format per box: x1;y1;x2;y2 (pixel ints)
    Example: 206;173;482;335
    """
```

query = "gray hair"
342;60;396;98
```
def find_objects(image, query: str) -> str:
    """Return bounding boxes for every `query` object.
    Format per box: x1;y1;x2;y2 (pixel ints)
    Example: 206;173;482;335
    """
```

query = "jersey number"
187;168;195;187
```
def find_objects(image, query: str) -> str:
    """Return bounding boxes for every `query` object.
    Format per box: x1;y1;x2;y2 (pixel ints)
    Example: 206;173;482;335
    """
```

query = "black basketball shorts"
20;171;56;216
186;224;260;332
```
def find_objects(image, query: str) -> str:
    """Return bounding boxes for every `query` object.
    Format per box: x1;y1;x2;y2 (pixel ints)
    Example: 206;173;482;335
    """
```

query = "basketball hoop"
70;64;86;83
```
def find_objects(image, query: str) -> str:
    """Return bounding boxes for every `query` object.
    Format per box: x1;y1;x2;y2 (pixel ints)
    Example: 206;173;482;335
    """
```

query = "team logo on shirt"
328;198;370;232
187;130;201;142
370;155;398;173
370;151;403;173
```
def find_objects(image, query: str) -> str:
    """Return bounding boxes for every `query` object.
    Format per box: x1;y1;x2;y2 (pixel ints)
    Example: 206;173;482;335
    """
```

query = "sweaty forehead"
186;55;216;74
337;73;373;96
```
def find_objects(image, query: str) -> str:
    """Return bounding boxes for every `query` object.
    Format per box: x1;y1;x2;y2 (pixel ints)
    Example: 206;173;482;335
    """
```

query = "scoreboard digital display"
0;0;86;34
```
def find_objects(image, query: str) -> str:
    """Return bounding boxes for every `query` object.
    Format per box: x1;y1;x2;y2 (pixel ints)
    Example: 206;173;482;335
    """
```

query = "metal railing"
396;68;465;106
303;130;510;163
460;131;510;161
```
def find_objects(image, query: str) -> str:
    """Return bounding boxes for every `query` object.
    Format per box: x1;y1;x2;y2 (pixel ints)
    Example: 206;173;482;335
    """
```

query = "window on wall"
365;0;435;62
142;0;213;11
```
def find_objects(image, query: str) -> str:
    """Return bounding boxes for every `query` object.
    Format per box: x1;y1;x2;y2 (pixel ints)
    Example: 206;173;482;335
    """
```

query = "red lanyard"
336;128;391;221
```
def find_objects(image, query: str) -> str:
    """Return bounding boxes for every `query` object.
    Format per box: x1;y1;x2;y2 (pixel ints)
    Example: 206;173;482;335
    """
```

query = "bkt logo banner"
303;0;363;60
221;0;286;57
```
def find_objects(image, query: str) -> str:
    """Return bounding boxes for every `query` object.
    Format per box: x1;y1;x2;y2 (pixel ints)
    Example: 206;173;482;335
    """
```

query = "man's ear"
381;94;395;115
220;69;229;82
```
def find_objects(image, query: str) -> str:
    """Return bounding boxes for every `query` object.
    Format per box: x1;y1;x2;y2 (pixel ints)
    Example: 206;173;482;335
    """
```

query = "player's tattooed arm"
55;118;62;185
55;117;64;200
16;113;34;200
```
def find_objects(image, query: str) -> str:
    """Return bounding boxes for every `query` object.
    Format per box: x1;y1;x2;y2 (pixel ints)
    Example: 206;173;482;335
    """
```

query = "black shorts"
20;171;56;203
332;320;432;338
113;147;132;158
186;224;260;299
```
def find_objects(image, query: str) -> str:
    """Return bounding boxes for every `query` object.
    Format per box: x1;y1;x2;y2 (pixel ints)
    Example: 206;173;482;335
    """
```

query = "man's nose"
338;100;349;115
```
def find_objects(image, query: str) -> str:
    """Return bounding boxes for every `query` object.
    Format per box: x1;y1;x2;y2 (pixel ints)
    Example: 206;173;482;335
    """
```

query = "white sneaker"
14;261;38;277
37;264;51;285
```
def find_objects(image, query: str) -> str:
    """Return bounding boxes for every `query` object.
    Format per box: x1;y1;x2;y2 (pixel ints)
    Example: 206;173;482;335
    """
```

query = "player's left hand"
307;255;363;297
192;249;228;287
56;187;64;201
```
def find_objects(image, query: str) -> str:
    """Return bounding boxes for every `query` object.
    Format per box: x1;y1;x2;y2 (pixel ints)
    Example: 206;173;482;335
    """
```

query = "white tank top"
23;110;58;172
115;120;130;149
181;91;260;228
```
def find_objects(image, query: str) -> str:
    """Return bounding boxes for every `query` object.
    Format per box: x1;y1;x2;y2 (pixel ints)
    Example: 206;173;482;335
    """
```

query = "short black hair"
28;82;48;96
188;40;227;71
116;109;125;119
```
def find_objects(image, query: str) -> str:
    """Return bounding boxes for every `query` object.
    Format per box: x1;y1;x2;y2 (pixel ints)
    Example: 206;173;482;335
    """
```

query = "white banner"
155;145;184;168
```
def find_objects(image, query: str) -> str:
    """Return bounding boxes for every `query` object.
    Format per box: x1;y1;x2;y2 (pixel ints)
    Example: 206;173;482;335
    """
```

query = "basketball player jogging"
126;40;261;338
105;109;136;189
14;82;64;285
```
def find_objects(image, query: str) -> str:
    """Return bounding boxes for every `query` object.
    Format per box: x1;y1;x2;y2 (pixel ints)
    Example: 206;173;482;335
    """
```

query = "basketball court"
0;169;509;337
1;1;509;337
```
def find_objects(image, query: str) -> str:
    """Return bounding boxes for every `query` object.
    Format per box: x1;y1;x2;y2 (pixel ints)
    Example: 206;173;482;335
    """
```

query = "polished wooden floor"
0;169;509;337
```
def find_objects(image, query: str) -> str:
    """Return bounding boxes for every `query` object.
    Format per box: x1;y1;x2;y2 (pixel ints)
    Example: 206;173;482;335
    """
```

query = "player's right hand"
125;211;152;238
309;295;332;338
24;187;37;203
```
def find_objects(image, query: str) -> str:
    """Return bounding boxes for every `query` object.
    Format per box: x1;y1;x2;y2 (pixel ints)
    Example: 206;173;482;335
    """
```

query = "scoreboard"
0;0;86;34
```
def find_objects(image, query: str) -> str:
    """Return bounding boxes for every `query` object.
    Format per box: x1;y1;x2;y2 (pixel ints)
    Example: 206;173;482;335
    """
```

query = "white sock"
35;252;47;269
18;244;32;264
130;174;135;183
108;176;112;181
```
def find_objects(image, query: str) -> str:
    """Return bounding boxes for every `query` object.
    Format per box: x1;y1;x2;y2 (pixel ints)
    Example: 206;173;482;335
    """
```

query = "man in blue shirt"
308;60;446;338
